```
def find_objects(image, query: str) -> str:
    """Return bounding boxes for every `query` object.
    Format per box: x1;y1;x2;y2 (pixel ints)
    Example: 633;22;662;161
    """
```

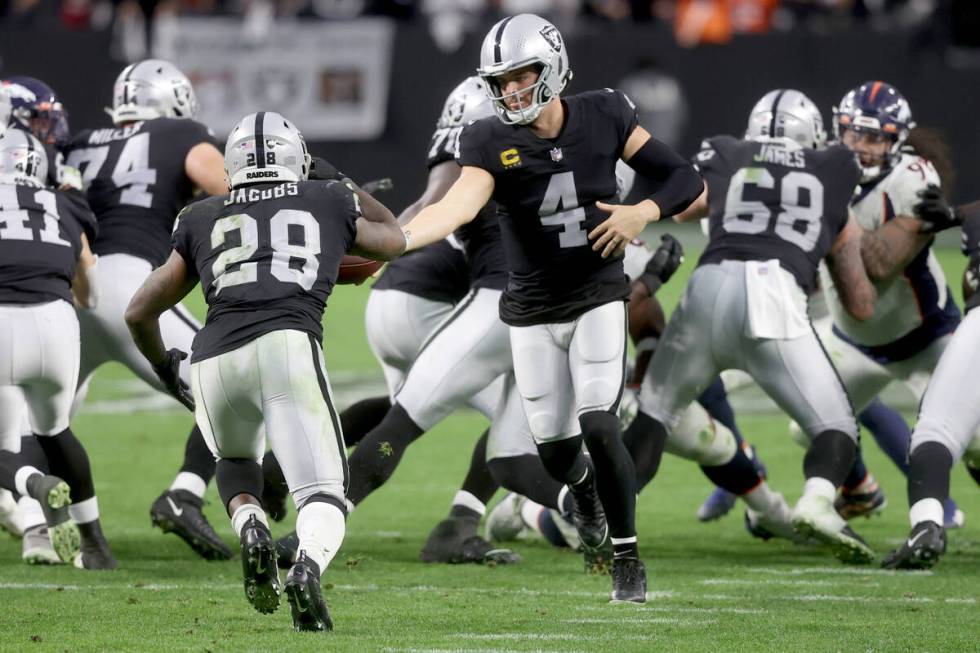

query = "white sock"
13;466;43;497
18;496;45;530
451;490;485;517
909;498;944;529
741;481;778;513
802;477;837;502
230;503;268;538
69;497;100;524
296;502;346;574
169;472;207;499
520;498;546;532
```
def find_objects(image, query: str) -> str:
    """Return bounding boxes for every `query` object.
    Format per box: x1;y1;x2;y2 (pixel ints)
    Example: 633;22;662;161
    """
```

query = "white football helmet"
438;76;494;130
0;129;48;187
0;89;10;139
109;59;199;125
745;89;826;150
477;14;572;125
224;111;311;188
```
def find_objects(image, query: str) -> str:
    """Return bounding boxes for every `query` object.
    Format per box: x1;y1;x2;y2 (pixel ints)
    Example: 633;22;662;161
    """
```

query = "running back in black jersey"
697;135;861;291
172;180;359;362
456;89;637;325
372;239;470;304
0;181;98;305
65;117;218;267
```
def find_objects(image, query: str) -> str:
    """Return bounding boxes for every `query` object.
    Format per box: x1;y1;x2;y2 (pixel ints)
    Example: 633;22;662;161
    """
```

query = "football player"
64;59;232;564
882;198;980;569
0;129;100;564
126;112;405;631
400;14;703;602
642;89;879;564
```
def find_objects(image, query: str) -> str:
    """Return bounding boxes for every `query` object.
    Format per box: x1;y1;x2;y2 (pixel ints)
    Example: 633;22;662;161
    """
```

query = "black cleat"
74;520;117;570
275;530;299;569
882;521;946;570
610;557;647;603
569;484;609;553
285;552;333;632
25;474;79;564
420;518;521;565
240;515;281;614
151;489;232;560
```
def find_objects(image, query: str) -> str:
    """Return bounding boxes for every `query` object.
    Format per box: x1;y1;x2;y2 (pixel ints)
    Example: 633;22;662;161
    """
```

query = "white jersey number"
722;167;824;252
0;186;72;247
66;133;158;208
539;171;587;248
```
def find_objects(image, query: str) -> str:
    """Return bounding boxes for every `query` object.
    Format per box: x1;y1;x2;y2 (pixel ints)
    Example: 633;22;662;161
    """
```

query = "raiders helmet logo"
539;25;562;52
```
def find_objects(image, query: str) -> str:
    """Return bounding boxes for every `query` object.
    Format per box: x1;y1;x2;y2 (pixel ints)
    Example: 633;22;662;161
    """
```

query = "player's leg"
883;311;980;569
832;397;900;520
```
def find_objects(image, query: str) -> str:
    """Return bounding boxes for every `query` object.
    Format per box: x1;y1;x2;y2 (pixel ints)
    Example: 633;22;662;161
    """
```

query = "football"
338;255;384;284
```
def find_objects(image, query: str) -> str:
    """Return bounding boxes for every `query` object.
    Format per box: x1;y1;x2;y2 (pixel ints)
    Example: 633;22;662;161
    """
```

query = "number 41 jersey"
172;180;360;363
697;135;860;291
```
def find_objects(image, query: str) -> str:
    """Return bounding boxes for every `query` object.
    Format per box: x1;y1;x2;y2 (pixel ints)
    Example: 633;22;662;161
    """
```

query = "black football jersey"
372;239;470;304
962;215;980;313
697;136;860;291
0;181;98;305
456;89;638;325
66;118;218;267
172;180;359;362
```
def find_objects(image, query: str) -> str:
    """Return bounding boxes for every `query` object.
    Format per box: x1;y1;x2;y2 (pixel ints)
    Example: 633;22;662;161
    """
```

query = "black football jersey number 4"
456;89;638;326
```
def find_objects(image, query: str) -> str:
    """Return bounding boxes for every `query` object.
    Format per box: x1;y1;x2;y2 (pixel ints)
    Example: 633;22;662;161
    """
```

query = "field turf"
1;244;977;653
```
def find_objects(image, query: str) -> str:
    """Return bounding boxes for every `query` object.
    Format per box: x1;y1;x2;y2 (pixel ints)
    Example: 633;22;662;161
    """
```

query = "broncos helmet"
1;77;71;148
477;14;572;125
833;81;914;182
224;112;311;188
109;59;199;125
745;89;826;150
0;129;49;187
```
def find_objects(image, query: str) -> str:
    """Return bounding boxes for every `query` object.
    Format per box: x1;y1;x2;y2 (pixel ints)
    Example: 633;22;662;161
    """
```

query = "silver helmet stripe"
121;61;139;106
254;111;266;169
769;89;786;138
493;16;515;64
23;128;34;177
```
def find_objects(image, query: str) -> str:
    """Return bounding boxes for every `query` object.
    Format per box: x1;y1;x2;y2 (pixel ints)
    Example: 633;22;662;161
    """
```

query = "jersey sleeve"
455;119;491;171
599;89;639;156
425;122;458;169
690;135;736;178
322;180;362;251
888;156;941;218
58;189;99;242
171;203;201;263
169;119;220;160
822;146;861;238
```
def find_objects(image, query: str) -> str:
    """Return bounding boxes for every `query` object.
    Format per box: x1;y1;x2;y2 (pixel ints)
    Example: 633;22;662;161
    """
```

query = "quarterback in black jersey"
401;14;702;603
126;111;404;631
642;89;879;564
63;59;233;563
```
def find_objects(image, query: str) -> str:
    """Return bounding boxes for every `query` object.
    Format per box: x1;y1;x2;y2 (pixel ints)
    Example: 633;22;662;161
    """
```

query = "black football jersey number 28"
172;180;360;363
697;135;861;291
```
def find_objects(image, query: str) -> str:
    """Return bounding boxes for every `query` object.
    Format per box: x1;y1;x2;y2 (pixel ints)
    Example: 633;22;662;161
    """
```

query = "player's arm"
71;232;99;309
859;215;932;281
401;165;494;252
673;183;709;223
185;142;229;196
397;160;461;225
827;212;877;321
347;181;407;261
591;126;704;258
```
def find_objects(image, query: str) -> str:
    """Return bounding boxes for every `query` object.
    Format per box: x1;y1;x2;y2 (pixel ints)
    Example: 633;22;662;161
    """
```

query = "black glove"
360;177;393;195
152;348;194;411
913;184;961;234
308;156;346;182
639;234;684;296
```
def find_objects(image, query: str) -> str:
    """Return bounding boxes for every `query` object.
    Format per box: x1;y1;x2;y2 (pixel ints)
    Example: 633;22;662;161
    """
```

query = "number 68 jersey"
171;180;359;363
696;135;860;291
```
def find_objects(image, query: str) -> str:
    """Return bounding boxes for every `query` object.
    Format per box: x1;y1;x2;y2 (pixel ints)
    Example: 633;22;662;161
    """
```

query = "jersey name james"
456;89;637;325
172;180;359;362
697;135;859;291
0;181;98;305
66;117;217;267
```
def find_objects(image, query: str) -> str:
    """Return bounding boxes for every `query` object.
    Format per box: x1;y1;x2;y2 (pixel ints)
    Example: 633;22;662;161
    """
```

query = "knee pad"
579;410;619;444
665;404;737;467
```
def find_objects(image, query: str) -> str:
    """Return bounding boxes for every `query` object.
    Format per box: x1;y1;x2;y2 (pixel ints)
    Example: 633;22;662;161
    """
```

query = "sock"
699;446;762;496
13;466;43;497
18;496;45;530
487;455;566;509
909;498;944;529
536;435;589;486
450;490;485;517
842;447;870;490
580;411;637;541
35;429;96;503
802;477;837;502
458;429;499;505
696;377;745;444
622;411;668;492
803;430;856;488
610;535;639;559
344;403;424;506
69;496;101;524
169;471;207;498
858;398;912;474
296;501;346;573
740;481;781;514
19;436;49;473
520;498;546;530
907;441;953;507
339;396;391;447
230;503;267;537
176;425;215;486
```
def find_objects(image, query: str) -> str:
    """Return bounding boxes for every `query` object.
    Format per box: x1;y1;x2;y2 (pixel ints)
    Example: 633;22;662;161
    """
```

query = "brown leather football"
338;256;383;285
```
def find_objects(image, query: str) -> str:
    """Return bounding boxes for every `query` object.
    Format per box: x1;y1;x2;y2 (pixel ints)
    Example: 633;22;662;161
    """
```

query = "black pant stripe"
308;334;349;492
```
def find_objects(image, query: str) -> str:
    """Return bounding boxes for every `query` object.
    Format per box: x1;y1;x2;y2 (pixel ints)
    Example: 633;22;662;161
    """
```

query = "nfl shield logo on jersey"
550;147;563;162
539;25;562;52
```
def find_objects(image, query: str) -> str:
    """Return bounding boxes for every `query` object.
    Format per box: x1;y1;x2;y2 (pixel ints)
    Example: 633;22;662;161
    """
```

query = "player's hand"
640;234;684;295
914;184;961;234
308;156;346;182
590;201;658;258
152;348;194;412
360;178;393;195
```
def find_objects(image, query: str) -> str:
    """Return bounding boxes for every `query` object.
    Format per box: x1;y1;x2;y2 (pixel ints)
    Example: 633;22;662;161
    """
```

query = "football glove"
360;177;393;195
308;156;346;182
152;348;194;411
638;234;684;296
913;184;962;235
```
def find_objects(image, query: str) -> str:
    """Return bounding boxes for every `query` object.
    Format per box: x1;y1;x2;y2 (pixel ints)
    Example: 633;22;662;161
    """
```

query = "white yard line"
747;566;933;577
573;605;766;615
563;617;718;625
385;648;585;653
700;578;879;588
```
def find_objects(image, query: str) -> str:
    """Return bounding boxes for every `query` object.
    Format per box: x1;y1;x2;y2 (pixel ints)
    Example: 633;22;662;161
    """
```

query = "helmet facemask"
480;62;558;126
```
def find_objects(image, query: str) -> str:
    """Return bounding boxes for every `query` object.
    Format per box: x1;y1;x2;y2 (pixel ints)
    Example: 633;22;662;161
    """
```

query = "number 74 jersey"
171;180;360;363
697;135;860;291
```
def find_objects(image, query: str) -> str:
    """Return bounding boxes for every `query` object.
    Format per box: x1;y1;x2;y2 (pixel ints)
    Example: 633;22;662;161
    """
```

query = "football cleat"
284;552;332;632
0;488;22;537
239;515;281;614
22;525;62;565
697;487;738;522
609;557;647;603
745;503;809;545
882;521;946;570
150;489;232;560
421;517;520;564
834;478;887;520
485;493;528;542
275;530;300;569
792;492;875;564
570;484;609;552
73;521;118;570
25;474;79;564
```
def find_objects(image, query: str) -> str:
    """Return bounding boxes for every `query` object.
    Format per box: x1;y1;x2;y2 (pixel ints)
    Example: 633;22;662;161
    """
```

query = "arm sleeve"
628;136;704;218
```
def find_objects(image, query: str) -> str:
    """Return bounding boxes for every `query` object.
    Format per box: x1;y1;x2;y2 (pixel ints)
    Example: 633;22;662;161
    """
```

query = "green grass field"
1;244;978;653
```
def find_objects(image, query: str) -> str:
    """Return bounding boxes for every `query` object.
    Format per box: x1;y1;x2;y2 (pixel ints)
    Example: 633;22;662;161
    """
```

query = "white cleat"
792;493;875;564
0;489;22;537
22;525;63;565
485;493;528;542
745;494;810;544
